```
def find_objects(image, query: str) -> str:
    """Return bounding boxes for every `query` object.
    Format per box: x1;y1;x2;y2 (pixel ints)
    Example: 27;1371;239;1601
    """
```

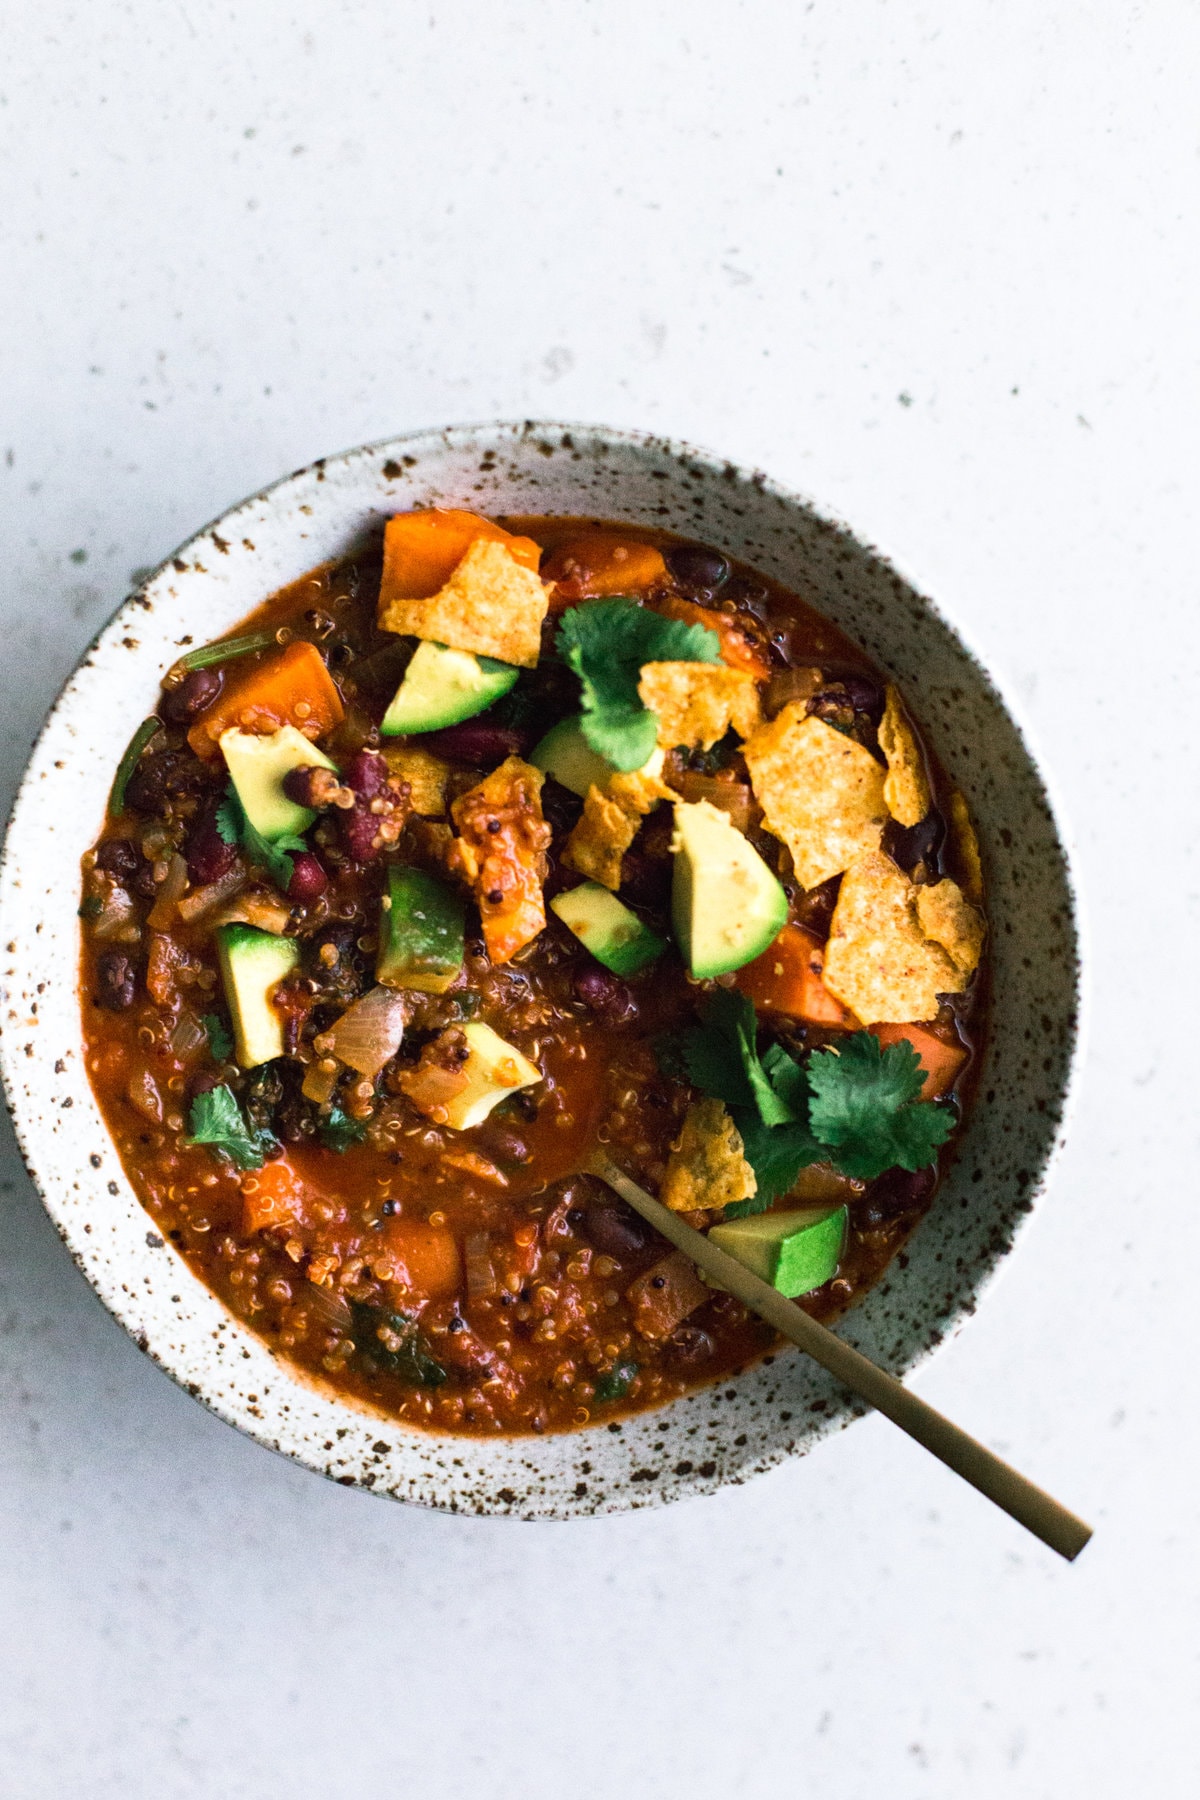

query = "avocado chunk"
670;799;788;978
380;641;518;736
215;924;300;1068
550;881;666;976
219;725;338;841
442;1021;541;1131
377;866;466;994
708;1205;847;1298
530;714;666;800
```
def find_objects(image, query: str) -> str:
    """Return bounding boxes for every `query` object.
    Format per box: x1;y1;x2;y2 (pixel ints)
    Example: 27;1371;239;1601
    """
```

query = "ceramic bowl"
0;422;1080;1517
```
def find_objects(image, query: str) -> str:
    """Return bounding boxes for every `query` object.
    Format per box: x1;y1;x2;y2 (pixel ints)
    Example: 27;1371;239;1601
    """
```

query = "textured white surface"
0;3;1196;1796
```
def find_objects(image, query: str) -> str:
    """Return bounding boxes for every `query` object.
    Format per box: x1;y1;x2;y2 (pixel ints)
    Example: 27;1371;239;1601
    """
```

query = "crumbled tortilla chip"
638;662;763;751
878;685;931;828
915;878;985;974
562;763;670;890
660;1097;757;1214
563;785;640;890
742;705;887;889
822;850;967;1024
377;536;549;668
947;790;984;904
607;763;675;814
382;743;452;816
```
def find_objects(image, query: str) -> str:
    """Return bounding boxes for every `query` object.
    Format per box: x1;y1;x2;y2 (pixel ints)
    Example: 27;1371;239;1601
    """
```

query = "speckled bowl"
0;423;1080;1517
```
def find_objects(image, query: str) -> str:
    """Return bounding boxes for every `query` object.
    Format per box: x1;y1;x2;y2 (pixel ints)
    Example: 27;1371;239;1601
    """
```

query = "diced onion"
326;986;406;1077
148;853;189;929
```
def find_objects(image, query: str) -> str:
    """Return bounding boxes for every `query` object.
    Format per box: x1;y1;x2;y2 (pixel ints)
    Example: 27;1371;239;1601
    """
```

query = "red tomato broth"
79;518;988;1435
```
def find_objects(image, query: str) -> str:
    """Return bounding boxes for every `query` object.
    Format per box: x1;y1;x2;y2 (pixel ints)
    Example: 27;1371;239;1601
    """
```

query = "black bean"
572;965;639;1026
666;1325;716;1366
666;545;730;594
840;673;884;725
132;859;160;900
95;950;136;1010
887;809;946;877
582;1201;651;1257
124;748;211;816
95;838;139;881
160;666;223;725
793;875;841;940
854;1163;938;1229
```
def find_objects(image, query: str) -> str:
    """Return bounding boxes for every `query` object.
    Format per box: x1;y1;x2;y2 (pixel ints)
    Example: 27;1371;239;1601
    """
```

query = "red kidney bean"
95;950;136;1010
422;721;525;763
666;545;729;594
282;765;343;809
840;673;884;724
95;838;140;881
339;802;379;864
160;666;223;725
186;799;238;886
342;748;389;799
287;851;329;902
583;1200;651;1257
572;965;639;1026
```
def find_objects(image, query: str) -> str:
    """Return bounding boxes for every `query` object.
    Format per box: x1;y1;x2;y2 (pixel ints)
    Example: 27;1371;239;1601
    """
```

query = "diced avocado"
442;1021;541;1131
550;881;666;976
215;923;300;1068
530;714;666;800
671;799;788;978
708;1205;847;1298
219;725;338;841
377;866;466;994
380;641;518;736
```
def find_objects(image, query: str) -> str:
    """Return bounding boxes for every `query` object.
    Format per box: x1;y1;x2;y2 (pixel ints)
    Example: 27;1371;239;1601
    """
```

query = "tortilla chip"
660;1097;757;1214
822;850;966;1024
878;686;931;828
377;536;549;668
947;790;984;904
638;662;763;751
382;743;451;816
562;785;640;890
742;705;887;889
915;878;985;974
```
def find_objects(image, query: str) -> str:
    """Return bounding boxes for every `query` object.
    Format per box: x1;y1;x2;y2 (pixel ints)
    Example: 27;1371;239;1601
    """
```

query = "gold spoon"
590;1154;1092;1561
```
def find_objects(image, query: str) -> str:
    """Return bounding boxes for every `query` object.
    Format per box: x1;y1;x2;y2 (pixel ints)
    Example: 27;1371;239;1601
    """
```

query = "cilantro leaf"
320;1105;368;1153
593;1359;639;1402
682;990;801;1126
349;1303;447;1386
556;598;721;770
806;1032;954;1180
186;1084;275;1170
220;785;306;890
214;792;241;846
201;1013;233;1061
724;1106;826;1218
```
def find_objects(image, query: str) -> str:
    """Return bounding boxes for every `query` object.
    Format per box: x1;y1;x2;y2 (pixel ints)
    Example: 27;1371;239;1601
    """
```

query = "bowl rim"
0;418;1084;1516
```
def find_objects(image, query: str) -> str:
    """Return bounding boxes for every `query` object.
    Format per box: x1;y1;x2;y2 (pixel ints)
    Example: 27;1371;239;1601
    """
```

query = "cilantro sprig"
556;598;722;770
807;1032;954;1179
186;1084;277;1171
216;787;306;892
320;1105;368;1153
201;1013;233;1061
670;991;954;1215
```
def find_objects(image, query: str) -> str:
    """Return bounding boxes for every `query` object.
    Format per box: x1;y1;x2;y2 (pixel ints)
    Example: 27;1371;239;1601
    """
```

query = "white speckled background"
1;4;1196;1795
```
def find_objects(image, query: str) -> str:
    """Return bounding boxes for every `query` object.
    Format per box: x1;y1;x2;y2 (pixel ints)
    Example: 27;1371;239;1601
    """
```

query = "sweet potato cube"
381;508;541;601
188;641;344;759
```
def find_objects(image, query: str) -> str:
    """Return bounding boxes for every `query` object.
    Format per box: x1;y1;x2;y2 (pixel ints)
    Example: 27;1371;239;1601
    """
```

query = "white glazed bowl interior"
0;423;1078;1517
